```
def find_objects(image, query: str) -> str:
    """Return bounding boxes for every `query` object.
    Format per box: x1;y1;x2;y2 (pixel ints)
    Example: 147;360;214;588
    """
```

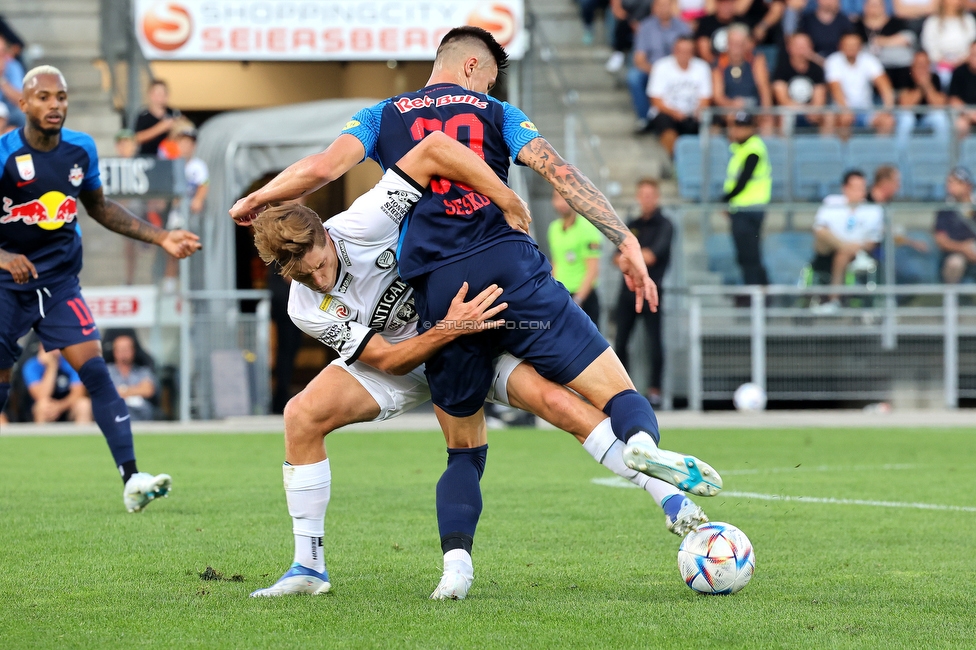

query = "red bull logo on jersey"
394;94;488;114
1;191;78;230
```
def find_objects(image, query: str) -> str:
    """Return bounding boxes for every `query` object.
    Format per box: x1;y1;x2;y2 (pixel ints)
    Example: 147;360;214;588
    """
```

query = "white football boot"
250;563;331;597
123;472;172;513
430;550;474;600
622;435;723;497
663;494;709;537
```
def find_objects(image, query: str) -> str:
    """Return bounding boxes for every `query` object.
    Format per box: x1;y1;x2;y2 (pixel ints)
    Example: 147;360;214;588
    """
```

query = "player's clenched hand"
0;251;38;284
160;230;203;259
618;236;658;313
230;197;263;226
498;193;532;234
437;282;508;335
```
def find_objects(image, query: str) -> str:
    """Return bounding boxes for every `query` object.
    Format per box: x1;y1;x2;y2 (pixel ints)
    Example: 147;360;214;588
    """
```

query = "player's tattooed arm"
517;138;658;312
517;137;629;246
80;188;202;259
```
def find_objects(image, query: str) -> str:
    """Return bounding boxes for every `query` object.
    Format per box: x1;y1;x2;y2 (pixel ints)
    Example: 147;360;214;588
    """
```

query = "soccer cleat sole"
623;447;723;497
667;505;709;537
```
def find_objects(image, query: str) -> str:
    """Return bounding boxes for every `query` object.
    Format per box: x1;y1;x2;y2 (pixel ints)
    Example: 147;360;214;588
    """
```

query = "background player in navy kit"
231;28;718;599
0;67;201;512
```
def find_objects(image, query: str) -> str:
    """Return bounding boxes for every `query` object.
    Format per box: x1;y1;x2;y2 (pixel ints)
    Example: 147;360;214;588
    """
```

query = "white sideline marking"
721;463;917;476
724;491;976;513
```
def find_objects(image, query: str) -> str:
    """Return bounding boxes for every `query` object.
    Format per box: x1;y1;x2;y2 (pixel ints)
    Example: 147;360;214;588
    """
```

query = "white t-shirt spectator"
824;51;885;110
647;56;713;116
814;195;884;243
921;14;976;68
185;157;209;198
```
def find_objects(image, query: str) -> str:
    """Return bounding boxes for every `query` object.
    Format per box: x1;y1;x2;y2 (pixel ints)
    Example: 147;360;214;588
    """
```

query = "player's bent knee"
284;392;338;442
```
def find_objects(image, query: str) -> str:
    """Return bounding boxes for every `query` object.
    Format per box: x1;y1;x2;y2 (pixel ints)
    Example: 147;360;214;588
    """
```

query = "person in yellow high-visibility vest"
723;112;770;288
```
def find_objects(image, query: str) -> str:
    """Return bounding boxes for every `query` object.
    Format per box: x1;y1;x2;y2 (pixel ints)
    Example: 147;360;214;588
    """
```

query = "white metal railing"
686;284;976;411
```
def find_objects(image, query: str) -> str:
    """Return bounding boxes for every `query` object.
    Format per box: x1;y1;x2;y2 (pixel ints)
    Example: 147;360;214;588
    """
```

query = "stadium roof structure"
195;98;375;292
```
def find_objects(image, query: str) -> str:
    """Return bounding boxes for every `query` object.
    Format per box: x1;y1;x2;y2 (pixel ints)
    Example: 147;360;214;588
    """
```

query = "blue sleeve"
63;130;102;191
496;99;543;165
340;101;387;163
21;358;43;386
61;358;82;385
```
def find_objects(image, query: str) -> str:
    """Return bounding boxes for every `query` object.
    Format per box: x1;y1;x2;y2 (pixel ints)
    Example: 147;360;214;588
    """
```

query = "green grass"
1;426;975;648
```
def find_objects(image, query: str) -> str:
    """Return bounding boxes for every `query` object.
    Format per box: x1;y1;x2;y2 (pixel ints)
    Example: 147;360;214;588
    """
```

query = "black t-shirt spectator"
935;209;976;243
903;71;942;116
798;11;854;58
854;17;914;89
773;56;826;104
695;14;736;58
740;0;785;46
624;211;673;288
134;107;176;156
949;64;976;105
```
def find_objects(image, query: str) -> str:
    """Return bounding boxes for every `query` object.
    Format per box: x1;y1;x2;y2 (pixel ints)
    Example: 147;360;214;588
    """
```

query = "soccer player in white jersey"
245;132;720;598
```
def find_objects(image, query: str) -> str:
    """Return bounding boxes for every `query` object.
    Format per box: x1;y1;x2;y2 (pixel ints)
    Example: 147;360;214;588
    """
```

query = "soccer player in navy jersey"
231;27;719;599
0;67;201;512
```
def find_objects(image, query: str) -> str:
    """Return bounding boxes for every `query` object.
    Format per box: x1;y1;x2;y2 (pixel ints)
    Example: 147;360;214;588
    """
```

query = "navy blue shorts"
0;277;101;368
415;240;609;416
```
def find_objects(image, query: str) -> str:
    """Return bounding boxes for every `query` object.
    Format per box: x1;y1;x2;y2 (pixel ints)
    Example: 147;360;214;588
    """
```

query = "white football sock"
582;418;681;506
283;458;331;573
443;548;474;577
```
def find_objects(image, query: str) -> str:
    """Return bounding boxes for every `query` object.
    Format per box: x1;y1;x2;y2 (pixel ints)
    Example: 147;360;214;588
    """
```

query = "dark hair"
148;79;168;91
843;169;865;186
437;26;509;70
675;35;695;46
840;30;862;41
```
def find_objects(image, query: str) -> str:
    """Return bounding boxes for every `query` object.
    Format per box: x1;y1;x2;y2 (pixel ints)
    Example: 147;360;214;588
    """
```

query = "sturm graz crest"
376;249;396;270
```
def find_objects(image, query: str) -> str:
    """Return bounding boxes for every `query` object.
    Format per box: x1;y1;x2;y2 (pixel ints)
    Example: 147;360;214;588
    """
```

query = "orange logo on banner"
142;2;192;51
467;4;516;46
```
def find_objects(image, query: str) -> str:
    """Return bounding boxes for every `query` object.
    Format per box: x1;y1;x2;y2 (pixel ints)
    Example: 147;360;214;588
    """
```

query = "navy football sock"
77;356;137;483
436;444;488;555
603;389;660;444
0;381;9;418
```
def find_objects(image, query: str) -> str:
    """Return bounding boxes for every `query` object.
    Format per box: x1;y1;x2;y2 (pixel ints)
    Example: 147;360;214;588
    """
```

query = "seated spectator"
605;0;653;73
134;79;178;157
647;36;713;155
23;344;92;424
629;0;692;131
773;32;830;132
921;0;976;87
107;335;157;421
826;31;896;135
856;0;916;90
896;50;950;142
867;166;932;283
949;42;976;137
735;0;786;58
0;33;24;128
799;0;855;63
548;190;602;325
811;170;884;308
696;0;740;65
933;166;976;284
713;24;774;130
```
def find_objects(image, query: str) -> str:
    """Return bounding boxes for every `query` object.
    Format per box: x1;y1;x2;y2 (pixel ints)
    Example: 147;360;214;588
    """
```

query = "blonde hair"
251;203;326;278
23;65;67;91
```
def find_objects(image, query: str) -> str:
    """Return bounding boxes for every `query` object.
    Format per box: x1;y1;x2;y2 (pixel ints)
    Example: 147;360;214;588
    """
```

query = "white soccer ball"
678;522;755;595
733;383;767;412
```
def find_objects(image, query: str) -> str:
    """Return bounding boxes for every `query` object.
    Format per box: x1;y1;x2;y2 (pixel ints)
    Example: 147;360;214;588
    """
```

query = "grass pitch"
1;425;975;649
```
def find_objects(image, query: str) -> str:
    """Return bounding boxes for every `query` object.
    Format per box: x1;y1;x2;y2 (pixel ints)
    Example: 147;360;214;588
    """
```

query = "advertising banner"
134;0;526;61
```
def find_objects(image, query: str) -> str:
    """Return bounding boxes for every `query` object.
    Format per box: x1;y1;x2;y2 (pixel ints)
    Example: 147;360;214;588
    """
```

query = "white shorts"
331;352;523;422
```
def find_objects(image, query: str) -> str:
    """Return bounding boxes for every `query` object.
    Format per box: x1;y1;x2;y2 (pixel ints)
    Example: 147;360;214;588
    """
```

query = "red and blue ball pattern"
678;522;755;595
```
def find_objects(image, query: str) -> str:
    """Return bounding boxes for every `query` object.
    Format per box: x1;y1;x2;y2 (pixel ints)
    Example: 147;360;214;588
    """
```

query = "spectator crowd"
581;0;976;151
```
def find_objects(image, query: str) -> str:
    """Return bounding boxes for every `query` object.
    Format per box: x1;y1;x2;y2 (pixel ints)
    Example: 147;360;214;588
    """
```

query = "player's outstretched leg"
582;418;708;535
431;444;487;600
61;342;171;512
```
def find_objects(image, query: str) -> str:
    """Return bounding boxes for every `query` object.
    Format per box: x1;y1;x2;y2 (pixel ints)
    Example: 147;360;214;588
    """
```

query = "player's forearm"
94;200;167;245
411;132;520;209
368;328;456;375
247;135;363;210
518;138;631;247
